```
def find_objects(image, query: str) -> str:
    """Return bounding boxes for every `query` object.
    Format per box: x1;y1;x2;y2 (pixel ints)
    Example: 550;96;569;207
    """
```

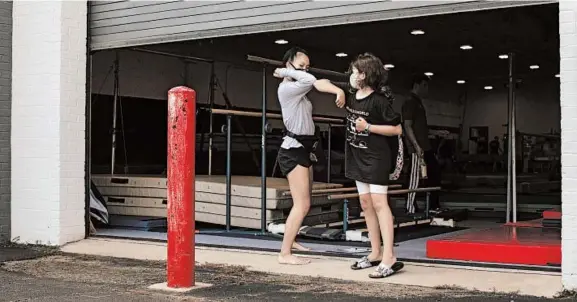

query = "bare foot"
278;254;311;265
292;242;311;252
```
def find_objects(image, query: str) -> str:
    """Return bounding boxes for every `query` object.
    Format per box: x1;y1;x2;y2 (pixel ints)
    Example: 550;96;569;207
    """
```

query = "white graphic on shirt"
346;110;369;149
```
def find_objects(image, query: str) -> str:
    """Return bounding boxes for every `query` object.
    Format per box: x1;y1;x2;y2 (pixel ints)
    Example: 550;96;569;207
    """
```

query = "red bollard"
167;86;196;288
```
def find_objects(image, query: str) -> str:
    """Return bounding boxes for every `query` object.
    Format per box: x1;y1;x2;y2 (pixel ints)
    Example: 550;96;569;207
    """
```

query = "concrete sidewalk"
61;238;562;298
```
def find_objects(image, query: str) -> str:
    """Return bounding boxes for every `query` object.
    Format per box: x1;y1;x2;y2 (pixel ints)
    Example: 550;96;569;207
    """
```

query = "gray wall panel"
0;1;11;243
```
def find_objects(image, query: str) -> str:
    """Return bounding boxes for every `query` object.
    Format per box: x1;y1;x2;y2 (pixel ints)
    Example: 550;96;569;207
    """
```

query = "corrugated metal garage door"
89;0;555;51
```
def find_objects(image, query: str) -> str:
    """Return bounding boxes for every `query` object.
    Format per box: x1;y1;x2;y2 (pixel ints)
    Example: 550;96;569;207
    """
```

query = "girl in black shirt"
333;53;404;278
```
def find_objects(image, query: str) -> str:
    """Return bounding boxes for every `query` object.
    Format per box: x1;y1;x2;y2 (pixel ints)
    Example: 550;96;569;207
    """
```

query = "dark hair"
282;47;309;64
411;73;430;88
349;53;387;91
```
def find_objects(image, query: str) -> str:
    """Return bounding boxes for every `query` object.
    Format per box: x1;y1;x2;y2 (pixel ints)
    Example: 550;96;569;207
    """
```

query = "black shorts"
277;147;313;176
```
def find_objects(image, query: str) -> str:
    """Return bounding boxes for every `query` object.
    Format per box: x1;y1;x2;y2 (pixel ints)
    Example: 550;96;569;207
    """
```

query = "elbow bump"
305;74;317;82
305;78;317;85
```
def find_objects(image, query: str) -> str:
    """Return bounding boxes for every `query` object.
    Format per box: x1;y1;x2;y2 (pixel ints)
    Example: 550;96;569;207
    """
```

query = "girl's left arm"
368;124;402;136
370;93;402;136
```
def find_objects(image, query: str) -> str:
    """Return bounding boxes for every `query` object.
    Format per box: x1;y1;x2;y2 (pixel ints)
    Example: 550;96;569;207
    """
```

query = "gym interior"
88;2;561;269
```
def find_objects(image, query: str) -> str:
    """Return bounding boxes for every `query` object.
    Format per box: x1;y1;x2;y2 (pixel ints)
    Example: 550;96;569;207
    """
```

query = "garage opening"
88;3;560;270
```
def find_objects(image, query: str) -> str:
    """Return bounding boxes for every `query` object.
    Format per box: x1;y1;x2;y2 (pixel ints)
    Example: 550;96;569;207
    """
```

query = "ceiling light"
457;80;466;84
335;52;348;57
484;86;493;90
274;39;288;45
411;29;425;35
460;45;473;50
555;74;560;78
530;65;540;70
384;64;395;69
424;72;433;77
499;54;509;59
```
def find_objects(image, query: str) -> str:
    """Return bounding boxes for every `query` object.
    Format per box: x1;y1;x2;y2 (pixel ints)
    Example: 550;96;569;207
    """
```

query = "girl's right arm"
313;79;342;95
275;68;317;101
276;68;316;87
331;81;350;91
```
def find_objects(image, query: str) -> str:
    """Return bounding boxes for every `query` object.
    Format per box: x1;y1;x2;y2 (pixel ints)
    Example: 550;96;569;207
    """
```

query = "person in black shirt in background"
328;53;404;278
489;136;501;155
489;136;503;172
402;75;442;214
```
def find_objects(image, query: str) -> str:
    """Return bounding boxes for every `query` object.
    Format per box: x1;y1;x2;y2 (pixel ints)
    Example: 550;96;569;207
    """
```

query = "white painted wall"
91;49;560;147
11;1;87;245
560;0;577;291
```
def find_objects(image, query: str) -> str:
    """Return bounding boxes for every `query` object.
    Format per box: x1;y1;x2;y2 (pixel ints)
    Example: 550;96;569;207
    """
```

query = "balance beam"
281;184;403;196
328;187;442;200
247;54;346;78
211;108;344;124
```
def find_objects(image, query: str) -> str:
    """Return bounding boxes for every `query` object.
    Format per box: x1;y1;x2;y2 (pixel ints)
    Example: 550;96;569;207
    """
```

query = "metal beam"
247;55;346;78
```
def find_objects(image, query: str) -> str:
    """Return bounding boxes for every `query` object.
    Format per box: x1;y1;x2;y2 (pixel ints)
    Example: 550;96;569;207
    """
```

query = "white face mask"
349;73;360;89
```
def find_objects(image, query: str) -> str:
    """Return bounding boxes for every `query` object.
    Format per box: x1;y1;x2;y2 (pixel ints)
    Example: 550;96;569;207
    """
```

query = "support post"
344;128;348;180
510;54;518;223
208;63;216;175
506;52;515;224
85;53;93;237
342;198;349;233
225;115;232;231
327;124;332;183
425;192;431;219
167;86;196;288
261;64;268;233
110;52;119;175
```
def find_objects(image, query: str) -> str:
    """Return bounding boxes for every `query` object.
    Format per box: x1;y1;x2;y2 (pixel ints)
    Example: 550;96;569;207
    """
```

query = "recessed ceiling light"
530;65;540;70
457;80;466;84
384;64;395;69
274;39;288;45
555;74;560;78
460;45;473;50
335;52;348;57
499;54;509;59
484;86;493;90
411;29;425;35
424;72;434;77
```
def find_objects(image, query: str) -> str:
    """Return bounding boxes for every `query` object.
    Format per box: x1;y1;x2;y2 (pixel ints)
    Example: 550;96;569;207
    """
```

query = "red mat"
504;219;542;228
426;225;561;266
543;209;561;220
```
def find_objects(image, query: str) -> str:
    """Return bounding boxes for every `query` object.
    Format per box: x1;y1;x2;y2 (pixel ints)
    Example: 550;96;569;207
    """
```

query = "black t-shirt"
335;83;401;185
489;139;500;155
402;93;431;153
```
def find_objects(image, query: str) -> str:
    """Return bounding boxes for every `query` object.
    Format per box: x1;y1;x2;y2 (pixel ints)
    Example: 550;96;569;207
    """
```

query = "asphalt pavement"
0;246;573;302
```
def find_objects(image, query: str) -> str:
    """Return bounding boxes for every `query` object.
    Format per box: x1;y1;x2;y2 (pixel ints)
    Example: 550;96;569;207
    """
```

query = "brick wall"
0;1;11;242
11;1;87;245
560;0;577;291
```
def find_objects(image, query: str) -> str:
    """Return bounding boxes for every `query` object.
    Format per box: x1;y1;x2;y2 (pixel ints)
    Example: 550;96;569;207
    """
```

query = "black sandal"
351;256;381;270
368;262;404;278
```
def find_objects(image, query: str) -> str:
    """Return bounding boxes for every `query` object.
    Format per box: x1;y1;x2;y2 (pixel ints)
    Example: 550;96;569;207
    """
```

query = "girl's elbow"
395;125;403;135
304;77;317;85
